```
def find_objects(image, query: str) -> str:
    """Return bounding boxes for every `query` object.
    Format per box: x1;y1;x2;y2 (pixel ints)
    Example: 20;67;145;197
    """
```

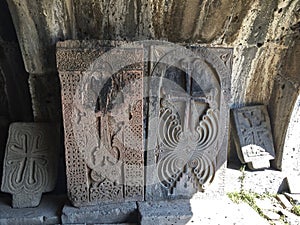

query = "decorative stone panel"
233;105;275;170
146;46;232;200
57;40;144;207
1;123;59;208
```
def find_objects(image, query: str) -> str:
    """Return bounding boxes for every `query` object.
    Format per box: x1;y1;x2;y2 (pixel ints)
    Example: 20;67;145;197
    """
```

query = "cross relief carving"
57;41;232;206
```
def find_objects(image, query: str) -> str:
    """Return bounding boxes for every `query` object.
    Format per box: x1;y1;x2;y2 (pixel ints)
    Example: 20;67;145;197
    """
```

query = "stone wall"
0;0;299;175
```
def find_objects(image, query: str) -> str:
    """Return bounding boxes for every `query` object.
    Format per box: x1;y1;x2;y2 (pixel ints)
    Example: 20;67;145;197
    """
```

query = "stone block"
61;202;138;224
1;123;59;208
232;105;275;170
0;195;66;225
138;199;192;225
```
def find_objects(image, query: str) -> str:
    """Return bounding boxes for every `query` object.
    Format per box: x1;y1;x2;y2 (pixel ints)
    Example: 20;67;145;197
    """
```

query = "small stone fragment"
232;105;275;170
1;123;59;208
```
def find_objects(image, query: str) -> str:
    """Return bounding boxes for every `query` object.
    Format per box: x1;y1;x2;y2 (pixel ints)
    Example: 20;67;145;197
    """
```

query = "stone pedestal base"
0;195;66;225
61;202;138;224
12;193;42;208
138;199;193;225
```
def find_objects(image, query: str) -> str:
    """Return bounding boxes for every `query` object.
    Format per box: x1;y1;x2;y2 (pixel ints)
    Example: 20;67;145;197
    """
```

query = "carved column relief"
57;41;144;206
233;105;275;170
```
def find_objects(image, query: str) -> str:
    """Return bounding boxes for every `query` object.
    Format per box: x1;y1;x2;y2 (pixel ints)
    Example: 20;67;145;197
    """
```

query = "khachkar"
57;41;144;207
57;40;232;209
1;123;59;208
232;105;275;170
146;46;232;200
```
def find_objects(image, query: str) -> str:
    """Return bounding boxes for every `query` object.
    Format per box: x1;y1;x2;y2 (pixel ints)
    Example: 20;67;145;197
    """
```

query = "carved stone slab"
146;46;232;200
57;40;144;206
233;105;275;170
1;123;59;208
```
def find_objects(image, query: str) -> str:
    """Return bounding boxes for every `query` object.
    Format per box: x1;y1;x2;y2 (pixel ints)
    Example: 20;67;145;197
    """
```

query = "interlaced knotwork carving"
57;42;144;206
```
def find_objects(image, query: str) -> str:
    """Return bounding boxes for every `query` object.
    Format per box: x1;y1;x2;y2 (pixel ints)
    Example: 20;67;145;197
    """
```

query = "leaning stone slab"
61;202;138;224
232;105;275;170
138;199;192;225
1;123;59;208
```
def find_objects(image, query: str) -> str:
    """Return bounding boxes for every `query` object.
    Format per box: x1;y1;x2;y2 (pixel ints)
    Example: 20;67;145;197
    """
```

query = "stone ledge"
0;194;66;225
138;199;192;225
62;201;138;224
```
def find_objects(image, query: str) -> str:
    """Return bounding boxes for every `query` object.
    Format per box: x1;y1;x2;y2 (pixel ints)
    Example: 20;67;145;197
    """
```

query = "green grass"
227;191;263;216
291;205;300;216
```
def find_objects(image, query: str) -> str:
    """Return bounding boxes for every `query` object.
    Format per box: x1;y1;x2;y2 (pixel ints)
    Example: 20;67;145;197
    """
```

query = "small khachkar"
233;105;275;169
1;123;59;208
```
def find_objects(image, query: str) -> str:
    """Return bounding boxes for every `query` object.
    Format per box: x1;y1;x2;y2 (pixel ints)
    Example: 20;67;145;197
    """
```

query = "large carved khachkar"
57;41;232;206
57;41;144;206
1;123;59;208
146;46;232;200
233;105;275;170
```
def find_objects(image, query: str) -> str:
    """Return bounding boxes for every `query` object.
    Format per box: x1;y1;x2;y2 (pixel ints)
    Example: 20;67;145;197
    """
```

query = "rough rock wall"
4;0;300;169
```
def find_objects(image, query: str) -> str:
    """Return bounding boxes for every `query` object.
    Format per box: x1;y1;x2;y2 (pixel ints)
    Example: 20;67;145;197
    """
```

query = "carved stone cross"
1;123;59;208
233;105;275;170
163;61;208;133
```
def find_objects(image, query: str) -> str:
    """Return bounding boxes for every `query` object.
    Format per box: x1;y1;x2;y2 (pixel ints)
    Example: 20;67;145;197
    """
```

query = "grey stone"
61;202;138;224
57;40;144;207
0;195;66;225
232;105;275;170
1;123;59;208
138;199;192;225
146;45;232;200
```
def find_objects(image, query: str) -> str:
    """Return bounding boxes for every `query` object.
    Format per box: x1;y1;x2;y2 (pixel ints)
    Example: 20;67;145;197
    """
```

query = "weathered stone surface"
138;199;192;225
281;95;300;174
57;40;144;206
269;39;300;170
0;40;33;122
233;105;275;170
62;202;137;224
146;46;232;200
5;0;300;171
0;195;66;225
1;123;59;208
28;73;62;122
